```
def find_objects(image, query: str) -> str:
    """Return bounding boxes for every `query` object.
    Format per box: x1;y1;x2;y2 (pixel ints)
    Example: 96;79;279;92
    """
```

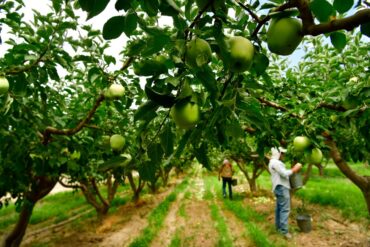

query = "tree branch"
294;0;370;36
257;97;302;118
42;93;105;144
251;2;295;37
235;0;260;22
322;131;368;188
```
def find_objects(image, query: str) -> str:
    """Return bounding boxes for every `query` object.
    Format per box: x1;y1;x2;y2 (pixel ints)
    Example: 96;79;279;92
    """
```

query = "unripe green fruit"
227;36;254;73
185;38;212;69
0;77;9;95
110;134;125;151
267;17;303;55
171;101;200;129
293;136;310;151
105;84;125;99
309;148;323;164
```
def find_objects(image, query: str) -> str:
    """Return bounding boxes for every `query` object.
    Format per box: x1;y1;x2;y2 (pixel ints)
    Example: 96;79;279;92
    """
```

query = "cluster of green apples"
293;136;323;164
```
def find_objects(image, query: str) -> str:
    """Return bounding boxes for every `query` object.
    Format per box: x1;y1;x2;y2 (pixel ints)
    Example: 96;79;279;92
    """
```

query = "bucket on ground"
296;214;312;233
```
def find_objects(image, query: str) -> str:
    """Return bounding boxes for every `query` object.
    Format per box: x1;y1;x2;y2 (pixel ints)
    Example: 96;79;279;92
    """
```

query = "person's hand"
292;163;302;173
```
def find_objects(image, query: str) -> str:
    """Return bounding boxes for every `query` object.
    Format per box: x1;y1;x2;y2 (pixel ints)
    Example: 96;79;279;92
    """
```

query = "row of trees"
0;0;369;246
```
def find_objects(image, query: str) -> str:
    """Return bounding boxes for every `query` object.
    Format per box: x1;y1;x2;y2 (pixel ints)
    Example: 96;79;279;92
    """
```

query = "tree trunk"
2;203;34;247
324;133;370;216
303;164;313;185
314;163;324;176
249;179;257;193
2;176;57;247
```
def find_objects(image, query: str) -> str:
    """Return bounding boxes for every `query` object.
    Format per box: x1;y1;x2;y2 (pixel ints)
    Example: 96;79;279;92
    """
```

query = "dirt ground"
21;176;370;247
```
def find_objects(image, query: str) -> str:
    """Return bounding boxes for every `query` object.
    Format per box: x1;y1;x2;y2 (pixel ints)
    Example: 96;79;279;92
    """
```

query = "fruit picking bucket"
290;172;303;190
296;214;312;233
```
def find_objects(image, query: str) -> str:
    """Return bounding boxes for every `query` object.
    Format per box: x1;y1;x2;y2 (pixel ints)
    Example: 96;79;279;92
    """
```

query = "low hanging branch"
257;97;302;119
42;93;105;145
293;0;370;36
235;0;260;22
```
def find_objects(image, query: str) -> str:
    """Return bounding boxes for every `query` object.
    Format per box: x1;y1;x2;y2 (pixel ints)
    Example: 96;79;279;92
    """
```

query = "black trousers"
222;177;233;199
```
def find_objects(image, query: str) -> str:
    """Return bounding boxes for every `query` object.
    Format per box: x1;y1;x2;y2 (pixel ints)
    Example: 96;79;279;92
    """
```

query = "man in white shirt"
269;147;302;239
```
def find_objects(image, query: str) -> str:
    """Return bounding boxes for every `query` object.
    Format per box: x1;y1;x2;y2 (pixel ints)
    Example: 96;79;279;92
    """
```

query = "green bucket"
296;214;312;233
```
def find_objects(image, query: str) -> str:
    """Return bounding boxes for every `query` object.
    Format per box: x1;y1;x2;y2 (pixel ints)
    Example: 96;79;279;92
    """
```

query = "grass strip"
129;179;189;247
203;176;233;247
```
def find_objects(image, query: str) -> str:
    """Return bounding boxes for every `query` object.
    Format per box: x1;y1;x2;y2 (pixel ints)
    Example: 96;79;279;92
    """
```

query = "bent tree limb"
42;93;105;144
323;132;370;215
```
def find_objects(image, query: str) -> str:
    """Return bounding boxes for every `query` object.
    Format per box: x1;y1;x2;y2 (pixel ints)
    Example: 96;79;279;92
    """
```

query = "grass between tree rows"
0;184;130;233
128;179;189;247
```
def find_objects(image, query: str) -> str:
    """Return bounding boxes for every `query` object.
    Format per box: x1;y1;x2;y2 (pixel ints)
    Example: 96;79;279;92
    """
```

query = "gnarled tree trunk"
2;176;57;247
324;133;370;215
127;171;145;203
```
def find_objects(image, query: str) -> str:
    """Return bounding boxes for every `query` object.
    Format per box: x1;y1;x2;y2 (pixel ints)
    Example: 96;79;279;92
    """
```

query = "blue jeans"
222;177;232;199
274;185;290;234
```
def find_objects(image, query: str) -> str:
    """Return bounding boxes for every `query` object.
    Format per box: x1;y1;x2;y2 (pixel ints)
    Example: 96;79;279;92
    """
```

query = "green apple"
171;100;200;129
227;36;254;73
309;148;323;164
133;55;168;76
267;17;303;55
0;76;9;95
293;136;310;151
330;115;338;122
110;134;125;151
106;84;125;99
185;38;212;69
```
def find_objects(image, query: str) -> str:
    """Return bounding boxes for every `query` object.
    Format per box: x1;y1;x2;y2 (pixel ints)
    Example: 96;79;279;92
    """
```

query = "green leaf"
78;0;110;20
360;22;370;38
194;143;211;170
309;0;334;22
148;143;163;165
140;0;159;17
123;10;138;36
159;0;182;16
333;0;353;14
330;32;346;51
138;161;157;182
251;53;269;76
103;16;125;40
115;0;131;11
160;124;174;157
52;0;63;12
134;100;159;122
196;66;218;96
174;130;193;158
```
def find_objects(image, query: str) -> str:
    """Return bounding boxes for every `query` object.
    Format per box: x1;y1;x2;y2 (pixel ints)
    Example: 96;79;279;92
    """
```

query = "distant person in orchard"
218;159;234;199
269;147;302;239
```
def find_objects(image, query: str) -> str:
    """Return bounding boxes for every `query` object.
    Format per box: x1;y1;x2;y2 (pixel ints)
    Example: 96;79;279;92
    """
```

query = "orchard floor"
22;174;370;247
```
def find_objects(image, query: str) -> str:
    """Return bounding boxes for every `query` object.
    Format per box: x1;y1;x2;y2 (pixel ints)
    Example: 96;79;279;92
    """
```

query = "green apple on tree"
110;134;125;151
185;38;212;69
133;55;168;76
309;148;323;164
105;84;125;99
0;76;9;95
267;17;303;55
293;136;310;151
226;36;255;73
171;100;200;129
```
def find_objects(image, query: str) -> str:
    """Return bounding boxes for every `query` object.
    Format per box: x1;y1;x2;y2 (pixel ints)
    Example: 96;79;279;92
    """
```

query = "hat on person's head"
223;159;230;165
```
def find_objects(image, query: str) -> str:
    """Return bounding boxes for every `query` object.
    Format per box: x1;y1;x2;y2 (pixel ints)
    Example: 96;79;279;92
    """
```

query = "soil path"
21;174;370;247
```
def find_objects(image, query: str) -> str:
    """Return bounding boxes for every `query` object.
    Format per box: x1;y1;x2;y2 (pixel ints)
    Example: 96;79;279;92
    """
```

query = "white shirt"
268;158;293;191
